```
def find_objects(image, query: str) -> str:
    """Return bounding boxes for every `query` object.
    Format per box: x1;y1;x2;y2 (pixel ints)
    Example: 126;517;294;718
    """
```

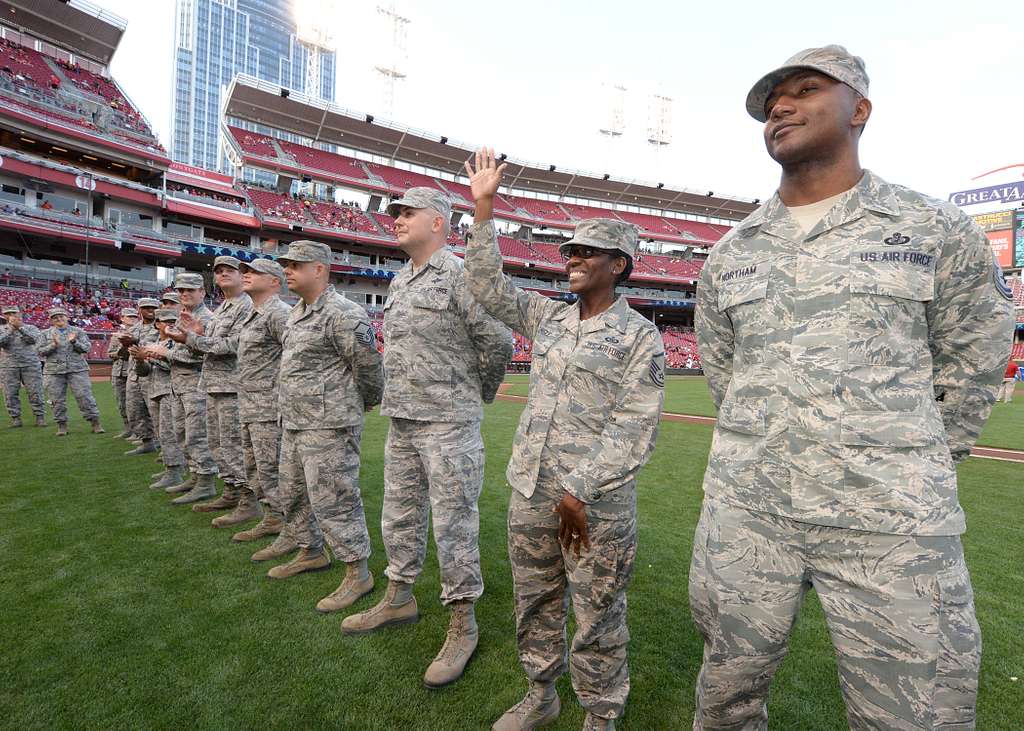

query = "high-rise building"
171;0;335;171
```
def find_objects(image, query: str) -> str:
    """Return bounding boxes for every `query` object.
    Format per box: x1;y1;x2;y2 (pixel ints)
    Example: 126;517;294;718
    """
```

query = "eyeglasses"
561;245;615;261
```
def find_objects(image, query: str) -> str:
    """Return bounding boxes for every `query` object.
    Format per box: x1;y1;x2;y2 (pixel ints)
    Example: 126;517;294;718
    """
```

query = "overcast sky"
103;0;1023;204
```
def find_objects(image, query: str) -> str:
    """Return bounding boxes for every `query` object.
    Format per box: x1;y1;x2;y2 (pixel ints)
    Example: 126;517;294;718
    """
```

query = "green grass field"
1;379;1021;729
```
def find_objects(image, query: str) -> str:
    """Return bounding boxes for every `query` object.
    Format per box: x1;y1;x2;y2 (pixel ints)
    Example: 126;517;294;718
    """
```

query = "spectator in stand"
996;358;1021;404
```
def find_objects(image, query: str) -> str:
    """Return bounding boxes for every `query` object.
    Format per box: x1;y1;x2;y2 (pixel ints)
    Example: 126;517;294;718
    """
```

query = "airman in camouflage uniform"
177;256;253;515
106;308;136;435
340;188;513;689
0;305;46;427
122;300;160;455
37;308;103;435
146;309;187;489
211;258;291;546
465;150;665;731
271;241;384;614
690;46;1015;730
148;273;218;503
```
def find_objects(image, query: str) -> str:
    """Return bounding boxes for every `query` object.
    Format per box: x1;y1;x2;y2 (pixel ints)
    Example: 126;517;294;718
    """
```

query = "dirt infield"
494;388;1024;464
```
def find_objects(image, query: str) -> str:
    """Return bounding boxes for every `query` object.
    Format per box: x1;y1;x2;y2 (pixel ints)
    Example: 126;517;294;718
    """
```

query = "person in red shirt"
996;359;1021;403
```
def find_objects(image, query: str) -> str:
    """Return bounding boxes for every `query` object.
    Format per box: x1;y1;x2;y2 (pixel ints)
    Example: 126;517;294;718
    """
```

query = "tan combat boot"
251;533;298;562
192;481;240;513
9;417;22;428
582;713;615;730
341;581;419;635
125;440;156;456
165;473;197;494
266;547;330;579
211;490;261;527
491;681;561;731
90;420;105;434
316;562;374;613
233;512;284;542
55;422;68;436
171;474;217;505
423;600;479;688
150;466;185;490
35;415;46;427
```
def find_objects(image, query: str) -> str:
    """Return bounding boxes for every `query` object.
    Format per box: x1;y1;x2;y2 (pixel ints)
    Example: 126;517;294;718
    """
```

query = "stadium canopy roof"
223;75;758;222
0;0;126;67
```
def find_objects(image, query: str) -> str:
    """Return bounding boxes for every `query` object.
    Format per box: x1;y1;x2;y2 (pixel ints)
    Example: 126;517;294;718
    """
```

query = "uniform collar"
303;284;335;314
405;247;451;282
552;295;630;335
737;169;900;240
253;294;282;316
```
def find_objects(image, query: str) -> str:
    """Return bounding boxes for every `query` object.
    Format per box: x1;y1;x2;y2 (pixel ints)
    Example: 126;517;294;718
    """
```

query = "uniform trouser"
508;451;637;721
2;365;45;419
242;420;283;515
153;394;184;468
111;374;127;425
278;426;370;562
170;388;217;475
382;417;485;603
206;392;244;486
995;378;1015;403
126;376;152;439
44;371;99;424
688;498;980;731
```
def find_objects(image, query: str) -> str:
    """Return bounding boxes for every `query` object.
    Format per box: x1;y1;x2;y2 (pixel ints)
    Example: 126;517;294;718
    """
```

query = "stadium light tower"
374;2;410;117
598;82;627;175
646;91;673;179
295;0;337;100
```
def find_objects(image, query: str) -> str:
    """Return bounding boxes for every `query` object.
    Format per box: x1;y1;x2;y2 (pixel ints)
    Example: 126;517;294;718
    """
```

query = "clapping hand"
176;311;204;335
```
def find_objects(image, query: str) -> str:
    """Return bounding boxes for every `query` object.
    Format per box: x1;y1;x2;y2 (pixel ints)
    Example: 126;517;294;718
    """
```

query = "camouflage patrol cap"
2;306;19;314
137;298;160;309
386;187;452;221
746;44;869;122
159;291;181;304
154;308;178;322
213;255;241;270
121;308;139;318
49;307;68;318
277;240;332;266
239;257;286;285
559;218;638;260
174;272;205;290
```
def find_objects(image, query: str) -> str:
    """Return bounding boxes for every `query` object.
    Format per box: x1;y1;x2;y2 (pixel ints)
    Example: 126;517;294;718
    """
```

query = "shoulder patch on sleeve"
354;321;377;349
993;262;1013;301
648;351;666;388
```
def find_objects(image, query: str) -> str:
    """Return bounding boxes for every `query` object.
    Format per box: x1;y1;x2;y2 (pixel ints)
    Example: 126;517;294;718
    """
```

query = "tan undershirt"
785;190;850;234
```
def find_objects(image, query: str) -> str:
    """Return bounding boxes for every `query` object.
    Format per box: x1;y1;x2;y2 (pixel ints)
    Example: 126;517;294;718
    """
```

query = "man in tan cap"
1;305;46;427
341;187;513;690
120;299;160;455
167;256;253;517
228;258;294;554
106;308;137;437
690;45;1013;729
38;308;103;436
270;240;384;614
464;149;665;731
144;272;218;502
144;308;188;490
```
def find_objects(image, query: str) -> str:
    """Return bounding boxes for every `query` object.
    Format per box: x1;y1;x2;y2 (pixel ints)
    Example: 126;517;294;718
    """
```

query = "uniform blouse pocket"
848;249;934;367
718;262;771;365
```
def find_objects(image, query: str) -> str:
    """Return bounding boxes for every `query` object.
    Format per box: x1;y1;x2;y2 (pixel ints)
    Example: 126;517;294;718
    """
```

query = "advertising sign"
986;229;1013;268
972;210;1014;232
